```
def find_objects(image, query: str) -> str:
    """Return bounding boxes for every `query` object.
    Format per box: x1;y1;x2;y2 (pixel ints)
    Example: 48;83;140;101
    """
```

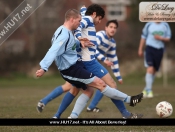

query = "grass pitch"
0;73;175;132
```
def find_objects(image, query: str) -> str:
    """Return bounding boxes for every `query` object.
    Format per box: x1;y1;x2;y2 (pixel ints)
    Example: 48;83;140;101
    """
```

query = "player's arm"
96;50;113;67
80;5;87;17
36;34;67;77
154;23;171;42
107;46;122;84
138;38;146;57
74;16;92;48
138;23;149;57
96;35;113;66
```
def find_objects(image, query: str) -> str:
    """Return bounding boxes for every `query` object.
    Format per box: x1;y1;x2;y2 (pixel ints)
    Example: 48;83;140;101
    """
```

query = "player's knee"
62;82;73;92
81;87;94;98
94;77;106;90
112;81;117;88
69;87;79;96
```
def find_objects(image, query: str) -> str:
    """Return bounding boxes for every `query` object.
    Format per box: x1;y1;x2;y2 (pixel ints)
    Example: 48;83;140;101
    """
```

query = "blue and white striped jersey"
96;31;122;81
141;22;171;49
74;8;97;61
78;6;122;80
40;25;80;71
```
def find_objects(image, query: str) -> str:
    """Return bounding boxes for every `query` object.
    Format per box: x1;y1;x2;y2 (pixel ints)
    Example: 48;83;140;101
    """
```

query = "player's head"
105;19;118;38
65;9;81;30
85;4;105;25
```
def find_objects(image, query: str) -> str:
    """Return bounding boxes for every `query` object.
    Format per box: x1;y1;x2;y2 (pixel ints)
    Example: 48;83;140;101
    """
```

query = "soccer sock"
54;92;75;118
88;90;103;109
111;99;131;118
70;93;90;118
101;85;130;103
41;86;64;105
144;73;154;92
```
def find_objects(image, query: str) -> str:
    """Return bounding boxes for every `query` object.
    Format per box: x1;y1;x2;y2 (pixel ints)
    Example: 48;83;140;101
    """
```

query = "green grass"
0;74;175;131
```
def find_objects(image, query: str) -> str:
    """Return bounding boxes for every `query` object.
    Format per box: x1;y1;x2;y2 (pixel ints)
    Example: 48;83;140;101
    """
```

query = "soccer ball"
156;101;173;118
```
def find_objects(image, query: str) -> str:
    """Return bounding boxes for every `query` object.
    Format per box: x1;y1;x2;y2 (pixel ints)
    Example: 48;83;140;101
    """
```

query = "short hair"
65;9;80;21
85;4;105;19
106;19;119;28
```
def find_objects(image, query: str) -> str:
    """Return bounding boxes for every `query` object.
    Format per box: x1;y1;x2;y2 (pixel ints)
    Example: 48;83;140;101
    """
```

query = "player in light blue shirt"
138;22;171;98
40;25;80;71
36;5;143;119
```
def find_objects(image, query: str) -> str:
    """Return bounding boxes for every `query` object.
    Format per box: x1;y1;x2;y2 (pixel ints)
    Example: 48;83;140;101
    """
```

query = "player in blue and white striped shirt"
138;22;171;98
87;20;123;112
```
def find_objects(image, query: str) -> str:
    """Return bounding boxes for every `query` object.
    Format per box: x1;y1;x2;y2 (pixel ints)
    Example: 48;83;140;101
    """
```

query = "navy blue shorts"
144;46;164;71
60;60;95;90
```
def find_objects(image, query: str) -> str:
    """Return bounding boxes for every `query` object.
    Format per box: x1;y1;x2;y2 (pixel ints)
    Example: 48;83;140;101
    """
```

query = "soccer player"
36;9;122;113
46;4;143;119
67;6;142;119
86;20;123;112
138;22;171;98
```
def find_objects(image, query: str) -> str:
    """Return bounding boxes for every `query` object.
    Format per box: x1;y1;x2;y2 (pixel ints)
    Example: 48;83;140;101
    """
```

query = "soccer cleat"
36;101;45;113
87;107;101;112
68;116;72;119
52;116;58;119
68;116;78;119
147;91;153;98
123;113;143;119
142;90;147;98
130;93;143;107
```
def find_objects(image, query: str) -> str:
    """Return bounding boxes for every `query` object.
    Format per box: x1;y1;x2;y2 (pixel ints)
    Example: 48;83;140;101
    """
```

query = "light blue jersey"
40;25;80;71
141;22;171;49
96;31;122;81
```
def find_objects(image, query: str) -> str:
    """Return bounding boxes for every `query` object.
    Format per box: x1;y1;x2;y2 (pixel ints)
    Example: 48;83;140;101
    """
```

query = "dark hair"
65;9;80;20
106;19;118;28
85;4;105;19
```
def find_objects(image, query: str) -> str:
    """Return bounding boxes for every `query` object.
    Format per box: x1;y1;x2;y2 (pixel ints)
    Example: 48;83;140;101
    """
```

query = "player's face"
105;23;117;37
72;15;81;30
93;16;102;25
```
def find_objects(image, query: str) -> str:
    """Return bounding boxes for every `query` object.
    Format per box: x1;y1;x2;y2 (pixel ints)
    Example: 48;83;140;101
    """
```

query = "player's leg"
53;61;93;118
88;77;143;107
88;72;142;118
87;70;116;112
53;86;80;118
70;60;142;118
143;46;155;98
143;46;163;98
85;60;134;118
69;87;94;118
101;73;133;118
36;82;72;113
61;61;143;118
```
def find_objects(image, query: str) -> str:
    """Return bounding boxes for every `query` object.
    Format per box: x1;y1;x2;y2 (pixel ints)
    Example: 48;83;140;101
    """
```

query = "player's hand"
138;49;143;57
104;59;113;67
118;80;123;84
36;69;45;77
154;35;162;41
79;38;94;48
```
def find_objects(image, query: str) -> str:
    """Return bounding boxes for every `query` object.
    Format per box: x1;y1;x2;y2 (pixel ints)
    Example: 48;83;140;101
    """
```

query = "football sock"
41;86;64;105
70;93;90;118
144;73;154;92
101;85;130;103
111;99;131;118
54;92;75;118
88;90;103;109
